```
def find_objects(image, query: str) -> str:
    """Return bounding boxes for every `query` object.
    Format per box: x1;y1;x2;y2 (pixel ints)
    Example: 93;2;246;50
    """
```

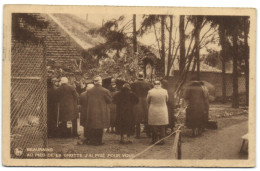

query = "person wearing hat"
56;77;79;138
131;72;153;138
147;80;169;145
79;83;94;144
82;76;112;145
113;83;138;144
51;77;60;89
107;82;118;133
47;77;59;138
184;79;207;136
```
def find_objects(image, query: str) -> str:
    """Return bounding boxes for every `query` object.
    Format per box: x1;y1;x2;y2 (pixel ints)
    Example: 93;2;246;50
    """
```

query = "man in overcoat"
83;76;112;145
147;81;169;144
184;80;206;136
79;83;94;144
56;77;79;137
131;72;152;138
200;81;210;129
47;78;59;137
113;83;138;144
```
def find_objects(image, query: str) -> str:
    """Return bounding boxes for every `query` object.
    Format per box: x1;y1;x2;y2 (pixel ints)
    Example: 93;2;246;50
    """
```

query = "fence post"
172;130;181;159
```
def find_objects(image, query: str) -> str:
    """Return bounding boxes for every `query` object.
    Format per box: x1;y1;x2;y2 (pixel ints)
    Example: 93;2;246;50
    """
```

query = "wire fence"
10;42;47;158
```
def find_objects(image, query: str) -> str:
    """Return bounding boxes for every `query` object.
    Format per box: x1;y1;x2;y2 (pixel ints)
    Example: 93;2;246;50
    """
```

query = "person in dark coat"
200;81;210;130
47;78;60;137
82;76;112;145
131;72;152;138
56;77;79;138
107;83;118;133
79;83;94;144
113;83;138;144
184;81;206;136
76;80;86;95
161;79;175;132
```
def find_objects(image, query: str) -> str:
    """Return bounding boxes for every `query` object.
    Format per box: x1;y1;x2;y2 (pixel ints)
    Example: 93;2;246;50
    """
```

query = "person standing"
147;81;169;145
79;83;94;144
113;83;138;144
47;78;59;137
184;80;206;136
56;77;79;138
84;76;112;145
161;79;175;132
107;83;118;133
76;79;86;95
131;72;152;138
200;81;210;130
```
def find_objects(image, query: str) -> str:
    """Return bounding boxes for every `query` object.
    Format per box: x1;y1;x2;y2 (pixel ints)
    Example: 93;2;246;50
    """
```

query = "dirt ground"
46;103;248;160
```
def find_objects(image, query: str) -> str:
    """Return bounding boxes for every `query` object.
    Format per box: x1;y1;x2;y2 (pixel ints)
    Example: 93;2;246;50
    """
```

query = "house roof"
48;14;105;50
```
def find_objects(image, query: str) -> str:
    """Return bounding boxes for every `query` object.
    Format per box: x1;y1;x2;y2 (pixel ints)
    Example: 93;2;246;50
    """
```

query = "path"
181;120;248;159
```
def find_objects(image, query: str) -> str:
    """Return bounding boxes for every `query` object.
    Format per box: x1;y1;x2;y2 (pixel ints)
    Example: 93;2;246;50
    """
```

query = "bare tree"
179;15;186;75
133;14;137;53
166;15;173;78
161;15;166;75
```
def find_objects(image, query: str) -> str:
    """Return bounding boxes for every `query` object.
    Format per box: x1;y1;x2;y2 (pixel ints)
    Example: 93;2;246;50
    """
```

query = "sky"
75;13;221;55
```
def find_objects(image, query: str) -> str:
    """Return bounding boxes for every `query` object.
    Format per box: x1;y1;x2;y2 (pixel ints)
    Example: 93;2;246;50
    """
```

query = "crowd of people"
47;72;209;146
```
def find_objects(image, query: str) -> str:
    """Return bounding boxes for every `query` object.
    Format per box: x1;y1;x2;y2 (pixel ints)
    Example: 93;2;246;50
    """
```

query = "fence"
10;42;47;158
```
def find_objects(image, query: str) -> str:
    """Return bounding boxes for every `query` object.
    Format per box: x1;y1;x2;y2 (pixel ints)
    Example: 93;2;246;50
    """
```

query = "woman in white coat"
147;80;169;145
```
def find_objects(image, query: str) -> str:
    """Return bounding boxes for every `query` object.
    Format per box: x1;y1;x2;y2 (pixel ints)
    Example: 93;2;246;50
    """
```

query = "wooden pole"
172;130;181;159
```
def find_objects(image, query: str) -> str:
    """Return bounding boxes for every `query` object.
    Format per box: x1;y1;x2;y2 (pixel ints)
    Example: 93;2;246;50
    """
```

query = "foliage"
12;13;49;43
138;15;160;36
204;49;220;67
87;16;129;60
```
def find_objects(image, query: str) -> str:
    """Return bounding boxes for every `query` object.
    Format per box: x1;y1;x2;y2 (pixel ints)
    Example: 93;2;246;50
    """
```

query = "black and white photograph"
2;5;256;167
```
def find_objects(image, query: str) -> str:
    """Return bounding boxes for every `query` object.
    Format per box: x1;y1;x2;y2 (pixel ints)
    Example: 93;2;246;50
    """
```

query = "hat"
154;80;161;88
86;83;94;90
137;72;144;80
154;80;161;85
60;77;68;84
93;76;102;85
123;83;131;90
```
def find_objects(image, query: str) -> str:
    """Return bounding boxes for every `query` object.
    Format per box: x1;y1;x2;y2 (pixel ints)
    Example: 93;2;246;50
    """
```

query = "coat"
161;79;175;127
79;91;88;127
131;80;152;123
184;82;206;129
56;84;79;122
81;85;112;129
47;87;59;131
147;87;169;126
110;90;118;127
201;85;210;123
113;87;138;134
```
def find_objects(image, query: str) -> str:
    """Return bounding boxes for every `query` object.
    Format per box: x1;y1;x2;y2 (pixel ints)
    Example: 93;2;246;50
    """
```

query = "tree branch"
153;23;162;57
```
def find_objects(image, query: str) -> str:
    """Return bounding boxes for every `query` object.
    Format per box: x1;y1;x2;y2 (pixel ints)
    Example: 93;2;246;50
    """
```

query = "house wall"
168;71;246;98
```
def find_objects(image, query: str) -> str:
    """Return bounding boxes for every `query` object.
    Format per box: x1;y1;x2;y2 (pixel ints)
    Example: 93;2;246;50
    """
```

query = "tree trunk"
232;29;239;108
179;15;186;76
194;17;203;80
244;17;249;106
161;15;166;76
166;15;173;78
219;22;227;103
133;14;137;53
